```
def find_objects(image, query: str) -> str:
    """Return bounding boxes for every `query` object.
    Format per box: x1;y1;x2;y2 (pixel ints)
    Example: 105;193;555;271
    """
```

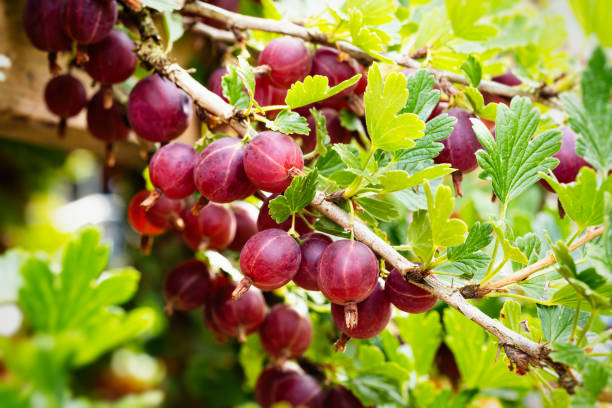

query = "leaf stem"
479;238;500;285
577;309;598;347
569;297;582;343
566;227;583;246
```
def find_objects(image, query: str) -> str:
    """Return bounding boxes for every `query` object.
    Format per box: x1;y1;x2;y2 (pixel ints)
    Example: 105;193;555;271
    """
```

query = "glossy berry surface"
293;233;332;291
433;108;481;173
23;0;72;52
301;108;353;153
145;195;185;231
127;190;165;236
255;364;301;408
310;47;360;109
492;71;522;86
62;0;118;44
244;131;304;193
269;373;323;408
318;240;379;305
257;193;313;235
210;280;266;341
194;137;256;203
239;229;301;291
540;126;592;191
228;203;259;252
323;386;365;408
163;259;211;312
84;29;137;84
149;143;198;199
259;305;313;360
384;269;437;313
87;90;130;142
182;203;237;251
44;75;87;119
258;37;312;89
331;283;391;339
208;67;227;101
128;74;193;142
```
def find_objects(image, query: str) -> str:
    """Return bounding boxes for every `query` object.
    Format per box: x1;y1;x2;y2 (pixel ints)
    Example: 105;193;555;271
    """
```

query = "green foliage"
445;0;498;40
396;313;443;375
222;66;250;110
400;69;441;122
460;56;482;87
443;222;492;278
262;109;310;135
475;97;563;203
285;74;361;109
268;170;319;223
562;47;612;172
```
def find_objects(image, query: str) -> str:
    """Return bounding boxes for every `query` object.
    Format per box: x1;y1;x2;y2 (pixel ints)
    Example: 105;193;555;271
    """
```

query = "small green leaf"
445;0;498;40
425;182;468;248
354;197;399;222
460;87;498;121
365;63;425;152
285;74;361;109
475;97;563;202
162;11;184;52
378;165;454;193
263;109;310;135
237;57;256;99
309;108;330;157
347;10;393;61
332;144;362;170
541;167;612;230
400;69;441;122
268;170;319;223
222;66;250;110
490;222;528;264
500;300;522;333
238;335;265;388
341;0;396;26
536;305;588;343
396;313;442;375
460;56;482;87
406;210;435;262
447;222;493;261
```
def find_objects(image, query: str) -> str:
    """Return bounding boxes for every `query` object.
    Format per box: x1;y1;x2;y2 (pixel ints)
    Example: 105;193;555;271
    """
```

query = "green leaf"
309;108;330;157
444;308;530;389
261;0;282;20
237;57;256;99
0;249;28;303
550;342;590;368
347;10;393;61
541;167;612;230
490;222;528;264
561;47;612;171
162;11;184;52
263;109;310;135
268;170;319;223
461;87;498;121
513;233;542;271
445;0;498;40
400;69;440;122
285;74;361;109
536;305;588;343
341;0;396;26
222;66;250;110
354;197;399;222
378;165;454;193
475;97;563;202
425;182;468;248
500;300;522;333
332;144;362;170
396;313;442;375
447;221;493;261
587;192;612;281
460;56;482;87
406;210;435;262
238;335;265;389
569;0;612;47
141;0;181;11
364;63;425;152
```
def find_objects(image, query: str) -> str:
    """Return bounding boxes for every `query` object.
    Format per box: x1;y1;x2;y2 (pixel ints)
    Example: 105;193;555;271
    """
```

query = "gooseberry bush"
3;0;612;407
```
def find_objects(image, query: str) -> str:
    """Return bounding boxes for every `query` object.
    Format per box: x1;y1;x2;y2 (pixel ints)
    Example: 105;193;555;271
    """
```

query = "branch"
129;7;575;392
182;0;562;109
474;226;604;296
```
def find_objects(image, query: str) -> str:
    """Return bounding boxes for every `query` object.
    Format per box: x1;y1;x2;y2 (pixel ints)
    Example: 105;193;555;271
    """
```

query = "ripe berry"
255;363;302;408
323;386;365;408
331;283;391;341
84;29;137;84
208;67;228;101
269;373;323;408
433;108;482;196
127;190;165;254
293;233;332;291
44;74;87;137
194;137;256;203
23;0;72;52
62;0;118;44
384;269;437;313
87;90;130;142
147;143;198;204
244;131;304;193
310;47;361;110
163;259;211;314
236;229;301;297
318;240;379;328
182;203;237;251
128;74;193;142
257;193;313;235
300;108;352;153
209;280;267;342
540;126;592;192
203;273;232;342
258;37;312;89
145;195;185;231
228;203;259;252
492;71;522;86
255;78;288;118
259;305;313;361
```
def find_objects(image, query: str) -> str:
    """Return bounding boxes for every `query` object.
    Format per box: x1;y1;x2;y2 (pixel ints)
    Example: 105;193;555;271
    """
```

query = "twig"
182;0;562;109
475;226;603;296
128;8;575;392
189;21;238;43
